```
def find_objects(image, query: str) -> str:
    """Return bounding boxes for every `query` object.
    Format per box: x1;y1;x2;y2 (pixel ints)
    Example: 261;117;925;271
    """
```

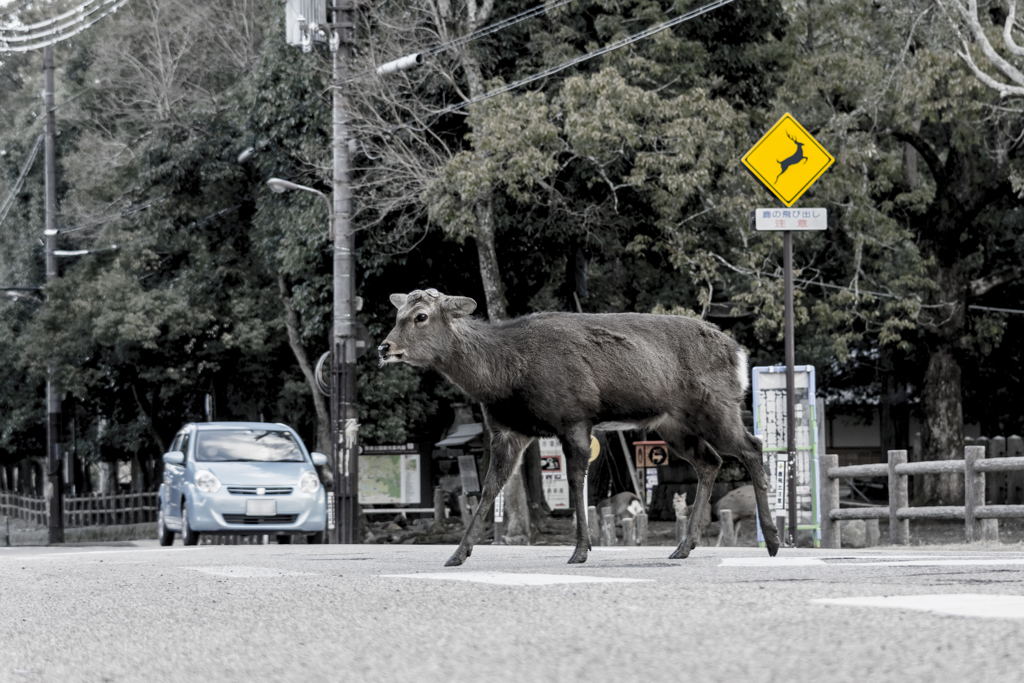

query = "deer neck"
434;318;522;402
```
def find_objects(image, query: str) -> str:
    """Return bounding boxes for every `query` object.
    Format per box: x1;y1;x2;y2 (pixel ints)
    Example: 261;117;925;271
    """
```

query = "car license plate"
246;499;276;516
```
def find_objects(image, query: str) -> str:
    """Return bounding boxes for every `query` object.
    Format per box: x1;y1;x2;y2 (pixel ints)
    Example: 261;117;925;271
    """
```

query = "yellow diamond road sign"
742;113;834;207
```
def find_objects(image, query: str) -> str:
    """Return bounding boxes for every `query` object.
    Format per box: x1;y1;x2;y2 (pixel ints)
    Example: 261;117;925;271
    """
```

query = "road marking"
184;565;317;578
384;572;650;586
1;547;203;560
812;594;1024;620
721;557;826;567
721;557;1024;568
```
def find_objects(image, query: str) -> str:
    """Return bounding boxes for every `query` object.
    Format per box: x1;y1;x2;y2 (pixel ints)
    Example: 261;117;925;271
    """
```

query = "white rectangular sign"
752;208;827;231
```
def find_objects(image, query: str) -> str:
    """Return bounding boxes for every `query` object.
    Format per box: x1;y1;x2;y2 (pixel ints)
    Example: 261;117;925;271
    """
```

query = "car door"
165;430;190;521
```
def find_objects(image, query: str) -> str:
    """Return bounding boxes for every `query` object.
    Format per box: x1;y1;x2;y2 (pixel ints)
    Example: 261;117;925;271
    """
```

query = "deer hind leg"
661;429;721;560
558;424;594;564
735;431;779;556
445;424;533;567
707;414;780;557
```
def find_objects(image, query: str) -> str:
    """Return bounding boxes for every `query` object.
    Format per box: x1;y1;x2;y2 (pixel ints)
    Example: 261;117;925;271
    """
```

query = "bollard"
964;445;985;543
819;454;840;549
587;505;599;547
458;494;472;528
634;512;648;546
601;509;616;546
622;518;635;546
675;514;688;546
983;518;999;542
719;509;735;547
888;450;910;545
865;519;880;547
433;487;446;524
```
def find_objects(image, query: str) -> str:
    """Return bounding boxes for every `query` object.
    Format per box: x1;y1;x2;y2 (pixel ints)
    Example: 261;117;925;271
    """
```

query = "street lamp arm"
53;245;118;257
267;177;334;239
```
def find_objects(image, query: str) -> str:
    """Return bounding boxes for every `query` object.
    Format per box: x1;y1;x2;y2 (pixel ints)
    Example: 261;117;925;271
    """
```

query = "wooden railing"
0;492;47;527
0;492;158;528
819;447;1024;548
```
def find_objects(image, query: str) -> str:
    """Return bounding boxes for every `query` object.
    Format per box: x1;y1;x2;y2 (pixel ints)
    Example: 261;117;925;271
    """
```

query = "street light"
267;178;333;238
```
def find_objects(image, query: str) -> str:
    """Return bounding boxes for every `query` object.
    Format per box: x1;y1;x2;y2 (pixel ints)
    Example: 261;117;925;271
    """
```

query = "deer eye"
414;313;428;323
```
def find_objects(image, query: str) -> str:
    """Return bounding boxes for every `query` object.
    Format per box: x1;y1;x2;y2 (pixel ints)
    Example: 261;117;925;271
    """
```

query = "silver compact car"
157;422;328;546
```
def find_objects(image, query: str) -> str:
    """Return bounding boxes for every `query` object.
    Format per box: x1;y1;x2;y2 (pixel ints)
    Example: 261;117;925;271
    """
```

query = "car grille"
222;514;298;525
226;486;293;495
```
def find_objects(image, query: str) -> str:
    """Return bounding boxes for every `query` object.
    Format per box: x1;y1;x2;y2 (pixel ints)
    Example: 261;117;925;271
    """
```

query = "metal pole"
783;230;797;547
331;3;359;544
43;44;64;544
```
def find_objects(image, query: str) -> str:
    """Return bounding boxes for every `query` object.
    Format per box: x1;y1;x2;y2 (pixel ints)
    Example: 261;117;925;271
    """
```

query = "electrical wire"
424;0;577;56
392;0;735;132
0;0;127;52
0;133;42;229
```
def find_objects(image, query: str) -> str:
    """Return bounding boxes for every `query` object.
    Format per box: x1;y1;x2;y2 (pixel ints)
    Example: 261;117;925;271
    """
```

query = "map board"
359;447;421;505
751;366;821;546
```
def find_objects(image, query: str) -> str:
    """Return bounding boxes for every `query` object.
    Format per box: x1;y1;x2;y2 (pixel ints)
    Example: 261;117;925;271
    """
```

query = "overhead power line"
0;0;128;52
425;0;577;56
0;133;42;229
394;0;735;131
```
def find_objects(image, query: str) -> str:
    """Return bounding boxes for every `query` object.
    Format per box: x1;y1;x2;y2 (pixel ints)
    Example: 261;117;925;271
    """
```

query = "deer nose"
378;342;390;358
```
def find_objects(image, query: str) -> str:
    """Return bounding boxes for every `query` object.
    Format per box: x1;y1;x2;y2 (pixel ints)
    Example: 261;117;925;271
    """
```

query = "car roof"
185;421;294;431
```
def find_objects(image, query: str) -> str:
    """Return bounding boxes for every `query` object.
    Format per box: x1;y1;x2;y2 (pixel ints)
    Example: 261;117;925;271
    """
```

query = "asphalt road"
2;540;1024;683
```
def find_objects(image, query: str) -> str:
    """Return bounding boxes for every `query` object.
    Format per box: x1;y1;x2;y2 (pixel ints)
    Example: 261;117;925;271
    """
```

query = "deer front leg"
445;427;532;567
559;425;594;564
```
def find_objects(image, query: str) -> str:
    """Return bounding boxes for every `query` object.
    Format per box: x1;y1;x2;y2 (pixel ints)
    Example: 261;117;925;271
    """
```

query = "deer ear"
443;296;477;319
390;293;409;309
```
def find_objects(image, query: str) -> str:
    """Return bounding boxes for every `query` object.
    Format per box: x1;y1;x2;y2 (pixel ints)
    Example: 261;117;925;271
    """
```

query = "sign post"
742;113;833;547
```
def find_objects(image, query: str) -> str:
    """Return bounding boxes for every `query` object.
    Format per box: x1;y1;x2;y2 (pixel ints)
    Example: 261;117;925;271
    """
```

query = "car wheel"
157;507;174;546
181;502;200;546
307;530;325;544
276;534;292;545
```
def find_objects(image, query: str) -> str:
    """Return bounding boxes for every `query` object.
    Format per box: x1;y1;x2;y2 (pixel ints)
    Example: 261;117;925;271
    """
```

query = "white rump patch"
736;349;750;392
384;572;649;586
626;500;645;517
812;594;1024;620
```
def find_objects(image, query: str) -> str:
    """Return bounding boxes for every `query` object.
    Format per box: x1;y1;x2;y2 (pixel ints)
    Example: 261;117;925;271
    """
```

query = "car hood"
196;461;311;485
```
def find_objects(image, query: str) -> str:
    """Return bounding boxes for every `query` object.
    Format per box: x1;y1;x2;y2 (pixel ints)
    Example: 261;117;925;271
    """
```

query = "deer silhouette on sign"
776;131;808;182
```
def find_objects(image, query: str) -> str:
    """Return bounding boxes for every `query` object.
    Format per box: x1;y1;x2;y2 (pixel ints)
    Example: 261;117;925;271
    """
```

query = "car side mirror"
311;452;328;467
163;451;185;466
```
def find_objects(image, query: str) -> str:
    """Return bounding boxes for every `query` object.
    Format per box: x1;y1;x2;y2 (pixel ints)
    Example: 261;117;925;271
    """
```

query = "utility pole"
330;1;359;545
43;44;64;545
783;230;797;547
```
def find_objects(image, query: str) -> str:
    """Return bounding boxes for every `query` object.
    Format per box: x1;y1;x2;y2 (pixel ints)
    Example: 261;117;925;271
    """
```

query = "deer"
776;131;807;182
378;288;780;566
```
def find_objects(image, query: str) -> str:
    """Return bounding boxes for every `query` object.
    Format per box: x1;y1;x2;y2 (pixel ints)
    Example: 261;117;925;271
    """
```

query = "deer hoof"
669;538;694;560
445;551;467;567
567;549;589;564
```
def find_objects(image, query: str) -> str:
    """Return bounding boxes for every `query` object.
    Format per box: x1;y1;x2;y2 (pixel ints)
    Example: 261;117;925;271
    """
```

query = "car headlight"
195;470;221;493
299;470;320;493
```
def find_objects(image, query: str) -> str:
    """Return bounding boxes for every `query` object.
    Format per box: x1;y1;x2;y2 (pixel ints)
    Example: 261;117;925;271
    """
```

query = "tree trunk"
278;273;332;459
922;344;965;505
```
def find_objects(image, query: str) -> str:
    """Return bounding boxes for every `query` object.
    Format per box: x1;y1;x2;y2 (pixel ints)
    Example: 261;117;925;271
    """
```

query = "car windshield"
194;430;305;463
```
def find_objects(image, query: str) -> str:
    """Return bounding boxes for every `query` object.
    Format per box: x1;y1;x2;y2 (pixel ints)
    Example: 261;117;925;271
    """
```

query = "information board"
539;438;570;509
358;451;421;505
751;365;821;546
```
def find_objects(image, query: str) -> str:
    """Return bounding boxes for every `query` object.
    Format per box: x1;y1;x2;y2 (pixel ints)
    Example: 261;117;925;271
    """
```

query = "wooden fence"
0;492;158;528
820;447;1024;548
